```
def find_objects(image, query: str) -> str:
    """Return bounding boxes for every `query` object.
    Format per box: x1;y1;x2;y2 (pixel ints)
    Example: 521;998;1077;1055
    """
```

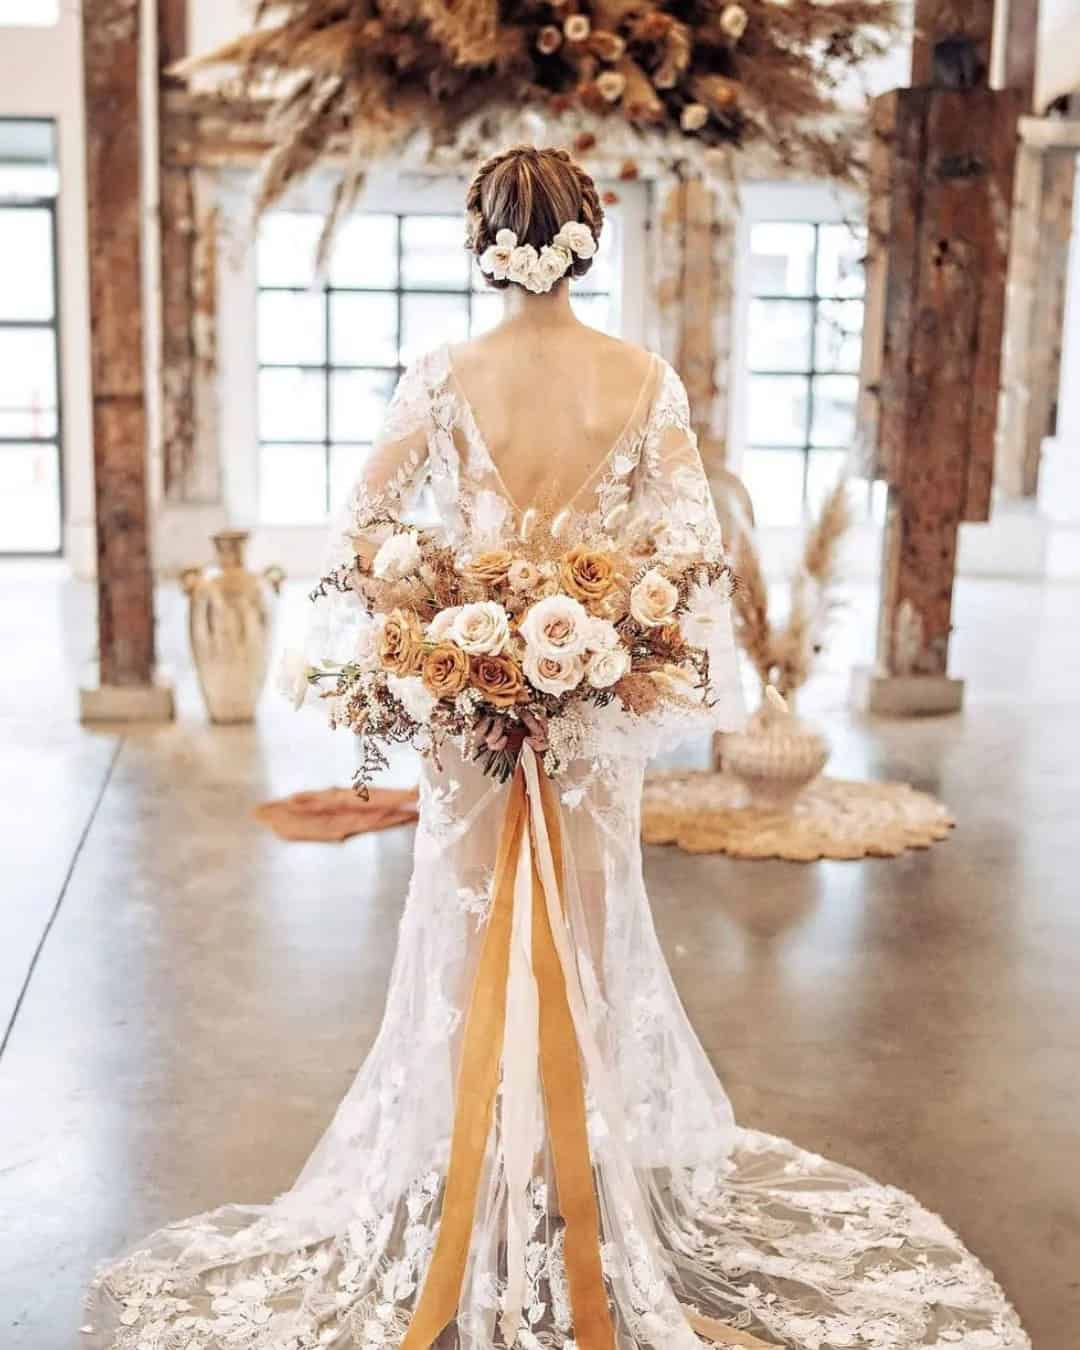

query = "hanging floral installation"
186;0;897;257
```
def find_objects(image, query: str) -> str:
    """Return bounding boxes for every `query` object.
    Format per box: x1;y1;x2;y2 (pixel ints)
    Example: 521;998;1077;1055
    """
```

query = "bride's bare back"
448;313;656;516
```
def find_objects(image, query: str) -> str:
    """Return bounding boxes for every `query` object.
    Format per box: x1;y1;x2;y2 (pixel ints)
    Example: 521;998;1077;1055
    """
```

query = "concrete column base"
851;666;965;717
80;673;176;723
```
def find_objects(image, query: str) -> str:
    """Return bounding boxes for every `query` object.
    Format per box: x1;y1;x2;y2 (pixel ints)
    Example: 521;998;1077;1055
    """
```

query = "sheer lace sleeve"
628;359;746;734
281;358;432;708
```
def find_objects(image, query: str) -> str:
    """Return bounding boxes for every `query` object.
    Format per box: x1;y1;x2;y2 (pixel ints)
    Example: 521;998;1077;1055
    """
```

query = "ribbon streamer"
402;748;773;1350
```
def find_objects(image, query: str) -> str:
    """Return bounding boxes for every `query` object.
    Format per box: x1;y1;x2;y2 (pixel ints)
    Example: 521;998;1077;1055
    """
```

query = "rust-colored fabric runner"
254;786;419;841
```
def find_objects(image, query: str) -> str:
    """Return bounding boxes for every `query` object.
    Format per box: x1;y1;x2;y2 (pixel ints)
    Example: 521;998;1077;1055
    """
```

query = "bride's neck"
500;282;578;330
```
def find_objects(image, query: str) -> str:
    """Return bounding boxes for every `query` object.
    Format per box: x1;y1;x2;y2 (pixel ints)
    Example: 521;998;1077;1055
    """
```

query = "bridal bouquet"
305;516;734;790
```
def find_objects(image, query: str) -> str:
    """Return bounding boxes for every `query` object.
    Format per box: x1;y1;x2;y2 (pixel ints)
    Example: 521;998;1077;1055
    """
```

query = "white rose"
554;221;597;259
534;244;572;290
451;600;511;654
507;244;540;289
630;568;679;627
525;647;584;697
372;531;421;580
426;606;461;642
720;2;748;38
586;647;630;689
586;617;621;651
386;673;436;724
478;228;518;281
519;594;591;660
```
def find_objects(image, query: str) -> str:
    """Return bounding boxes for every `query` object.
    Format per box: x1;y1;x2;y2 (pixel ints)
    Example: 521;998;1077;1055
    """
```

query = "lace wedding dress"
84;346;1028;1350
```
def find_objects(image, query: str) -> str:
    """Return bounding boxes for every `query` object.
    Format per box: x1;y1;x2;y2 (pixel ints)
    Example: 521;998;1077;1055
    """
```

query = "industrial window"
0;119;61;555
255;211;618;524
742;220;867;527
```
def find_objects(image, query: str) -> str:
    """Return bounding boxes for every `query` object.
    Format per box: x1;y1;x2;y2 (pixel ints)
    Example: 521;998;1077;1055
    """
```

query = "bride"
84;146;1028;1350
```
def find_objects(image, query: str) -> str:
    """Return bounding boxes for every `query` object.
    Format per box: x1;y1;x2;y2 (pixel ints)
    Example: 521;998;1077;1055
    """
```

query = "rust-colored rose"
470;652;526;709
377;609;423;676
421;642;470;700
464;549;514;588
559;547;616;605
613;672;660;715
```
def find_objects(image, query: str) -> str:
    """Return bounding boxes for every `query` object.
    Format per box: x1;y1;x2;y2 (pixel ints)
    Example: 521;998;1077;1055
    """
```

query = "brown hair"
465;145;604;289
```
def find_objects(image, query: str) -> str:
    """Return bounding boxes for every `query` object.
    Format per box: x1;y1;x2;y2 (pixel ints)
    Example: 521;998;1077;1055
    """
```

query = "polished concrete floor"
1;567;1078;1348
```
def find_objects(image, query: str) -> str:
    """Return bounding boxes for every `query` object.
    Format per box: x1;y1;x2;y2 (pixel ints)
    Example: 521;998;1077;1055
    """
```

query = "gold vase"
720;686;829;809
181;531;285;724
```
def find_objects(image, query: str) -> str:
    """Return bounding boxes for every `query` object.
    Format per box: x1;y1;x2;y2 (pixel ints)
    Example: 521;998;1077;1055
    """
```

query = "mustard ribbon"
402;749;776;1350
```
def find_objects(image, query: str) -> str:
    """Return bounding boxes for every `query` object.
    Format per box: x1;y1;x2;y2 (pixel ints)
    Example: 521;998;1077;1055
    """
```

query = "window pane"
400;292;469;363
0;327;58;437
810;374;858;447
330;369;396;442
330;213;398;288
748;299;812;372
470;292;504;336
0;443;60;552
330;292;399;366
0;208;53;319
258;368;326;441
741;449;805;527
401;216;467;290
260;444;327;523
257;291;325;365
572;293;615;334
330;443;370;513
750;223;815;296
816;224;865;298
0;0;59;23
257;214;323;287
815;299;864;373
747;374;808;446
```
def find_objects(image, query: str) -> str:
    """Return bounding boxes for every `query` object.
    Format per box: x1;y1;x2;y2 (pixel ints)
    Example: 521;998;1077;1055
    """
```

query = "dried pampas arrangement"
730;476;852;701
184;0;897;261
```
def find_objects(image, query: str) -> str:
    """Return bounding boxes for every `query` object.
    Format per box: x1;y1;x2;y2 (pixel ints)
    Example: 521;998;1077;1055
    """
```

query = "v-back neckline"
442;343;657;518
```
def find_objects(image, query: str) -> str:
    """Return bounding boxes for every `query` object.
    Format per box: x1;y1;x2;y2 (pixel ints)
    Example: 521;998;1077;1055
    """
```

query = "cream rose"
554;221;597;259
426;606;461;642
586;646;631;689
451;601;511;655
519;594;591;659
525;647;585;697
372;531;421;580
630;568;679;628
508;558;543;593
507;244;540;290
586;617;622;651
479;228;518;281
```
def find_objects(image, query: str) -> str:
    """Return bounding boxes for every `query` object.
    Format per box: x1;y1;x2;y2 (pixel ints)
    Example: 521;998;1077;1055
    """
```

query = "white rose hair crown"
465;145;605;294
480;221;597;294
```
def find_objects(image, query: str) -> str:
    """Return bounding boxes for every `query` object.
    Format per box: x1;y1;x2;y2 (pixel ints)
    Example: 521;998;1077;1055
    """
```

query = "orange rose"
464;550;514;588
470;652;526;709
377;609;423;676
559;547;616;606
421;642;470;700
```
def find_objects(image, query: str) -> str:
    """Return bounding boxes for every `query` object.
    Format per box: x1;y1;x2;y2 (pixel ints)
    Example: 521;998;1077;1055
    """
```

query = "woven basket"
720;686;828;809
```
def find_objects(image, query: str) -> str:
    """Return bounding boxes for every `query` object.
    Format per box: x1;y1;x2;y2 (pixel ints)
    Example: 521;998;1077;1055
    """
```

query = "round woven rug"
642;771;954;861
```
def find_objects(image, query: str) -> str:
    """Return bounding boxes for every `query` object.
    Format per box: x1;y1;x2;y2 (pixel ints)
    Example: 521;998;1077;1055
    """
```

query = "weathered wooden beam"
653;177;736;469
855;0;1024;713
80;0;158;694
1001;0;1039;110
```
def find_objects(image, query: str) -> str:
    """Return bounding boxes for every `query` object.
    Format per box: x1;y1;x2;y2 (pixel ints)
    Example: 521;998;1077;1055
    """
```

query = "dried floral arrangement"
297;514;734;789
188;0;897;257
729;476;852;700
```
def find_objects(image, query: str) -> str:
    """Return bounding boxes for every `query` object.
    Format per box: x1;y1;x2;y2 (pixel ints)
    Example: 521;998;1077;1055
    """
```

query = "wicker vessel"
720;686;828;809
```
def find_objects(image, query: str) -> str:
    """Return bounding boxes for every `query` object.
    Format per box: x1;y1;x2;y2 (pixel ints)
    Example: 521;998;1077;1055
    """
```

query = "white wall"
0;11;95;571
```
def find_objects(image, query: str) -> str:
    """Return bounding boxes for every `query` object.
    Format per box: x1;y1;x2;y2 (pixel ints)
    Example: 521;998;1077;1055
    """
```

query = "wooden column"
853;0;1023;715
652;175;737;475
79;0;174;721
